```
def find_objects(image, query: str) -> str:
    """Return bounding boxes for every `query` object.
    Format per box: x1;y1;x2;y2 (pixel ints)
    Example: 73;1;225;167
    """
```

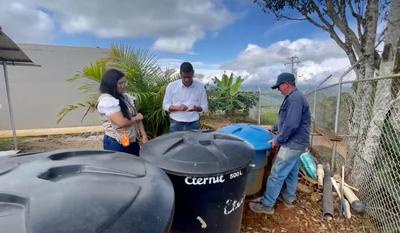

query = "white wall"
0;44;110;130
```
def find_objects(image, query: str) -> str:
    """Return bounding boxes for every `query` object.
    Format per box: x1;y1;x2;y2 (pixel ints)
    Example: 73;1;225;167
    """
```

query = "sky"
0;0;355;89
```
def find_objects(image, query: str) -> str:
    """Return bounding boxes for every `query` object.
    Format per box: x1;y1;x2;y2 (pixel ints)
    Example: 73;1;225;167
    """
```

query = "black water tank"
0;149;174;233
141;131;253;233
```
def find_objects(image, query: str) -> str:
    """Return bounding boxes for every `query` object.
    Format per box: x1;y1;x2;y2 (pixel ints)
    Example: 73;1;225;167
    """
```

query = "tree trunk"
347;0;379;178
350;0;400;187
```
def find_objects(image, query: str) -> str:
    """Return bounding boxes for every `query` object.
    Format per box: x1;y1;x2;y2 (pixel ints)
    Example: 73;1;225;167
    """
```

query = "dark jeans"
169;119;200;132
103;135;140;156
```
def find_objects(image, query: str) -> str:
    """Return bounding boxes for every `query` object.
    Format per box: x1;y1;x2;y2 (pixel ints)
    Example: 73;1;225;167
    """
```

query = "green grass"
0;137;33;151
261;109;279;125
0;138;14;151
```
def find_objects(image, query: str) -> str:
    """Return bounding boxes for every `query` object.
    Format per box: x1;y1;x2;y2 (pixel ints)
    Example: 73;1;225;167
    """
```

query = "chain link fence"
249;90;281;125
305;72;400;233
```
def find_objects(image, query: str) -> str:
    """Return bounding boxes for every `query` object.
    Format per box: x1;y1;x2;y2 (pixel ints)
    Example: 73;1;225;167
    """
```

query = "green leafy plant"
207;73;257;115
57;45;178;137
261;109;279;125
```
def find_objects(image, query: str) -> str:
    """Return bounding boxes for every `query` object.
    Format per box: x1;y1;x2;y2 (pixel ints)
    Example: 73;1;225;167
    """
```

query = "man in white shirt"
163;62;208;132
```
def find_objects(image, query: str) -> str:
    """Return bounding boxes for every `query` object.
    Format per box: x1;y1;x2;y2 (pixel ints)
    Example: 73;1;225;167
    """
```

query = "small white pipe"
343;186;358;203
344;199;352;219
343;186;366;214
317;164;324;186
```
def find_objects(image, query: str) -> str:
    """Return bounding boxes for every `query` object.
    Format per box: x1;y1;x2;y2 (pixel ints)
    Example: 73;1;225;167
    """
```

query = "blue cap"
271;73;295;89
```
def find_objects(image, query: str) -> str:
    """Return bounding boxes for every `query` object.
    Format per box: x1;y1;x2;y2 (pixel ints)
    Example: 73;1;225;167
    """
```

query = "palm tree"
57;45;178;137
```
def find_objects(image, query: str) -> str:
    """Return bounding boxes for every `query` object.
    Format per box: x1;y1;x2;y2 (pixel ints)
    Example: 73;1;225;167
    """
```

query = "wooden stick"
331;177;343;199
340;166;345;217
341;166;345;196
343;183;359;192
332;177;359;192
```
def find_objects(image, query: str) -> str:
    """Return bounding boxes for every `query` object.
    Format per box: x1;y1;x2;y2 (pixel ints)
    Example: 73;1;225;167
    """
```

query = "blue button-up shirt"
273;89;311;150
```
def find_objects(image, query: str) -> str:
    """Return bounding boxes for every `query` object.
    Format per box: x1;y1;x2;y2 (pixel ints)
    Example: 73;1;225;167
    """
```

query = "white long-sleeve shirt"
163;79;208;122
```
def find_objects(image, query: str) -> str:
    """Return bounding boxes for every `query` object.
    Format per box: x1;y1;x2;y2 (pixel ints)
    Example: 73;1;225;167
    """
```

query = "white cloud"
153;28;204;54
31;0;236;53
0;0;55;43
222;38;353;87
1;0;236;53
158;58;228;84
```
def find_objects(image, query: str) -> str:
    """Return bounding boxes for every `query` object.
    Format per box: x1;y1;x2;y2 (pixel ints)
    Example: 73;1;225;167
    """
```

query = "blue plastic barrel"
219;123;274;195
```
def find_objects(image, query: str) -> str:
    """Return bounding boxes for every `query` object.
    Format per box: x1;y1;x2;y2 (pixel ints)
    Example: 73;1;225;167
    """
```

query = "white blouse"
98;94;136;115
97;93;137;142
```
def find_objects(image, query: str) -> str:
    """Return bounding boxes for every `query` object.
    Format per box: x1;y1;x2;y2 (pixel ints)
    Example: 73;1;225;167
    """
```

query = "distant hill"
241;83;312;108
241;81;354;109
259;90;283;108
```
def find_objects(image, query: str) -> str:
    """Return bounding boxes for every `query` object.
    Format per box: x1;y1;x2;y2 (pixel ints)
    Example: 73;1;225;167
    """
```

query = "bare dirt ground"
15;133;103;153
3;133;375;233
1;116;375;233
241;192;373;233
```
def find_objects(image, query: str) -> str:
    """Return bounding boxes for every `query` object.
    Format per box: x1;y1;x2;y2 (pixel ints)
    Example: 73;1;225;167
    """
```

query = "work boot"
278;196;295;208
249;196;263;203
249;202;275;215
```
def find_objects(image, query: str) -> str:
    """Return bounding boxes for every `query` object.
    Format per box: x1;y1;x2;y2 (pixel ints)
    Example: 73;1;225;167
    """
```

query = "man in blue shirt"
250;73;311;215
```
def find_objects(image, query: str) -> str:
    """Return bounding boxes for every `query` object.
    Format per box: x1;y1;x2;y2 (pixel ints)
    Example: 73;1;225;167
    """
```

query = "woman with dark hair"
97;68;148;155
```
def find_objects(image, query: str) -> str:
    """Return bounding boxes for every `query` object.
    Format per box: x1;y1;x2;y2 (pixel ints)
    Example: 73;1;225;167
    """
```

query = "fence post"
310;87;317;148
307;74;332;150
331;76;343;172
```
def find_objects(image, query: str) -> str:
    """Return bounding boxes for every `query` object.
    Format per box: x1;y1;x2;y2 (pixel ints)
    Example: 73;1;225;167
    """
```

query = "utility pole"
285;56;300;78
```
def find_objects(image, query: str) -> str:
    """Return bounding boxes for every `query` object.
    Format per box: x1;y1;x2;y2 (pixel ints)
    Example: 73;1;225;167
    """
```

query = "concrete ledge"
0;126;104;138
